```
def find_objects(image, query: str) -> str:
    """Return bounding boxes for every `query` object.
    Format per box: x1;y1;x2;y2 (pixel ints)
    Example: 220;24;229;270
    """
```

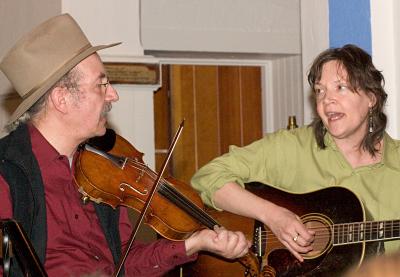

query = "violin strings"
158;182;219;229
125;158;148;170
124;158;220;229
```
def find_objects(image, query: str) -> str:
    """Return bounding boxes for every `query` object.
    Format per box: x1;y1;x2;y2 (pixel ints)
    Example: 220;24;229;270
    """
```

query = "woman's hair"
307;44;387;156
6;67;82;132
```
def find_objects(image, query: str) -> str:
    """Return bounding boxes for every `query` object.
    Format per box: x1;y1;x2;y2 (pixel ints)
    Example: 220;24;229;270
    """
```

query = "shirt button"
75;214;79;219
94;255;100;261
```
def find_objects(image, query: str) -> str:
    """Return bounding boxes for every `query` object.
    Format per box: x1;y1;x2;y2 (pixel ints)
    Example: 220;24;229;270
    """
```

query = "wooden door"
154;64;262;184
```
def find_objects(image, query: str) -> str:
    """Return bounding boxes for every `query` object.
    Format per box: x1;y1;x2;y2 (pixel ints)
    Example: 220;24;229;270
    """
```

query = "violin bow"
113;119;185;277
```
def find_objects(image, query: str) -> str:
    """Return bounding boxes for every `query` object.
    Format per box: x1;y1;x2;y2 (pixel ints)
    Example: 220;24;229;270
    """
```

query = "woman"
191;44;400;274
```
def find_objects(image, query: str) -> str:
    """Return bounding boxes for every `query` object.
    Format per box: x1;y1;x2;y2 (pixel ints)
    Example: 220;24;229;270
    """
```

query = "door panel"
241;66;263;145
219;66;243;153
154;64;262;184
193;66;220;169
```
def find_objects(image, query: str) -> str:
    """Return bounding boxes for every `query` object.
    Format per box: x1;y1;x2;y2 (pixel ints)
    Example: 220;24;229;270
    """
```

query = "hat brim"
8;42;121;124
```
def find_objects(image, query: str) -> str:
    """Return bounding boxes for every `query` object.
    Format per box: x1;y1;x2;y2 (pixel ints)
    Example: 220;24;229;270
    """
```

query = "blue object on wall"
329;0;372;54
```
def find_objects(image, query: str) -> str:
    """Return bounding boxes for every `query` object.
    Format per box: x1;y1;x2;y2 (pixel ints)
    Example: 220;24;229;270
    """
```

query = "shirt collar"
323;131;400;169
28;123;66;168
323;132;338;151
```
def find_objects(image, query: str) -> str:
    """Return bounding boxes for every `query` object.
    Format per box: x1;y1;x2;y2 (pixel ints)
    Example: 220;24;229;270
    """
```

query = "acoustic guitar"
182;183;394;277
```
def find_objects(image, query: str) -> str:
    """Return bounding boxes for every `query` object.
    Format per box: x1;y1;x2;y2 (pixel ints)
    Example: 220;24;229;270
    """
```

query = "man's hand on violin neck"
184;226;250;258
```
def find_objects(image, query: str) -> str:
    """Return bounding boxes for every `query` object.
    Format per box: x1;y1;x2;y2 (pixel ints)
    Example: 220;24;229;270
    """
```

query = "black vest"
0;124;124;276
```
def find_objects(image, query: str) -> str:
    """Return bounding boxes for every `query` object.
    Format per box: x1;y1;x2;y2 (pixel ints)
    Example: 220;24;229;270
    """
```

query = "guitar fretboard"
333;220;400;245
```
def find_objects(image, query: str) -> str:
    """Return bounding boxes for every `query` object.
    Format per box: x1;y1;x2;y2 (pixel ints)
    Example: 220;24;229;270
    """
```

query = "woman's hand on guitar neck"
185;226;251;258
265;204;315;262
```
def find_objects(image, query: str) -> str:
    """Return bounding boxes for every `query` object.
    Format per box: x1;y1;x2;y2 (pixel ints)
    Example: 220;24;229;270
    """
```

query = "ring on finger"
293;234;299;242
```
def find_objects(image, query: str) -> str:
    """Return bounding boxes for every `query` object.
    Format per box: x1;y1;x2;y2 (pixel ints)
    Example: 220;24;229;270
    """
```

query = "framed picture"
104;62;160;85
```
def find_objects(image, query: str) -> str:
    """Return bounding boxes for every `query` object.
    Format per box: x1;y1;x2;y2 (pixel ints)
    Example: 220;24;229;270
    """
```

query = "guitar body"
182;184;368;277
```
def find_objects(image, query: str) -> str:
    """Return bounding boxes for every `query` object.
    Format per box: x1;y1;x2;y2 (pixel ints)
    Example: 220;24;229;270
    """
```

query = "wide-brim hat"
0;13;121;123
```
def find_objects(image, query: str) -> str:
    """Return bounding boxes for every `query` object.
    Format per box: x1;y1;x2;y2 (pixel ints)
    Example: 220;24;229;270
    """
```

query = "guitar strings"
257;225;399;244
258;224;400;237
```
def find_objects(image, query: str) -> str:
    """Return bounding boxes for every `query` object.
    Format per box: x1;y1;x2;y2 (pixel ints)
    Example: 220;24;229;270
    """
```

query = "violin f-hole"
120;182;148;196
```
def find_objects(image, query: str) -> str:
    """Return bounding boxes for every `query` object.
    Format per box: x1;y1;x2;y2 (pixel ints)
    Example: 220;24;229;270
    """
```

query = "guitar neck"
333;220;400;245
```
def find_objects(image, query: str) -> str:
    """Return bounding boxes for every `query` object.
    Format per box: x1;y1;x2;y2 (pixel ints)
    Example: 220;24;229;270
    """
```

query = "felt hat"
0;13;120;123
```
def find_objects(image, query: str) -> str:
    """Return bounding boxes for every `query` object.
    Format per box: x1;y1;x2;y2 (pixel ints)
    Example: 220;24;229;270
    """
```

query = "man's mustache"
101;103;112;117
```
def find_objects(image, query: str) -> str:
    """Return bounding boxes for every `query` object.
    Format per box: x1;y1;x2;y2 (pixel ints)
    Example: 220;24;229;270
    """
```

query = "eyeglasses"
98;77;110;93
75;77;110;94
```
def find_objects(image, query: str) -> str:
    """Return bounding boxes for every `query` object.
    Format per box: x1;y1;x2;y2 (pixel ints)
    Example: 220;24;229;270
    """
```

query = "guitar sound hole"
302;214;332;259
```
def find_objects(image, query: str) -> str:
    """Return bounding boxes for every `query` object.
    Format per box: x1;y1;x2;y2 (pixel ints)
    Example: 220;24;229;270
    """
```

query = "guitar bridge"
252;220;266;258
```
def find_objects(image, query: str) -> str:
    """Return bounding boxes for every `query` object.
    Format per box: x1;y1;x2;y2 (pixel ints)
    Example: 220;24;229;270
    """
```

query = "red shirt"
0;125;196;276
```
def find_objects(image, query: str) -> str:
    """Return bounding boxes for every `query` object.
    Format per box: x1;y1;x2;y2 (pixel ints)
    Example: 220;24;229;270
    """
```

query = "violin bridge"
135;168;145;182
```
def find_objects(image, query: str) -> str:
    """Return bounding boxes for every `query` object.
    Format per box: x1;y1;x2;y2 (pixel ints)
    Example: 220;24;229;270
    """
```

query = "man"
0;14;249;276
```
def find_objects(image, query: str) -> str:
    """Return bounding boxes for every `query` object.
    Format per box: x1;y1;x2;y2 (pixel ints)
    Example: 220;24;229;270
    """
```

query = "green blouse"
191;126;400;252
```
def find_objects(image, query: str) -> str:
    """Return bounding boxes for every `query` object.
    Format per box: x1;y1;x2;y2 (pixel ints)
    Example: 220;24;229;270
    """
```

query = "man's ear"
48;86;68;113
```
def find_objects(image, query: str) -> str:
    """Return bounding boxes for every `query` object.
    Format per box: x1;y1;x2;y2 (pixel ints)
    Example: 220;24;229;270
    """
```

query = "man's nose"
106;84;119;102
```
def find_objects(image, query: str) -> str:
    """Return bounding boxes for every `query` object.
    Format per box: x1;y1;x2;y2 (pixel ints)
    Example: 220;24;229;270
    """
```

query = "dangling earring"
369;107;374;133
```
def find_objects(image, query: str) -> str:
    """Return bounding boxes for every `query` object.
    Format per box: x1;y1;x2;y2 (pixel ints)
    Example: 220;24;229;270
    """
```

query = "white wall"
263;56;304;133
0;0;61;137
141;0;301;54
371;0;400;139
61;0;143;57
300;0;329;125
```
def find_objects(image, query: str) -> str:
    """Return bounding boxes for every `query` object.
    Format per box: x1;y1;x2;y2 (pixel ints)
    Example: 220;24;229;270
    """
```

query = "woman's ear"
368;92;377;109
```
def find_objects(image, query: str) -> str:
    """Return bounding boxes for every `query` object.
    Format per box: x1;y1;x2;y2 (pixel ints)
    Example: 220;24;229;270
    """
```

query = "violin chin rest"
86;128;117;152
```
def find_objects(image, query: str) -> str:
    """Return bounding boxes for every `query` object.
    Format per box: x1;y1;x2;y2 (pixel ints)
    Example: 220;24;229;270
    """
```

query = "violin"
73;129;260;276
